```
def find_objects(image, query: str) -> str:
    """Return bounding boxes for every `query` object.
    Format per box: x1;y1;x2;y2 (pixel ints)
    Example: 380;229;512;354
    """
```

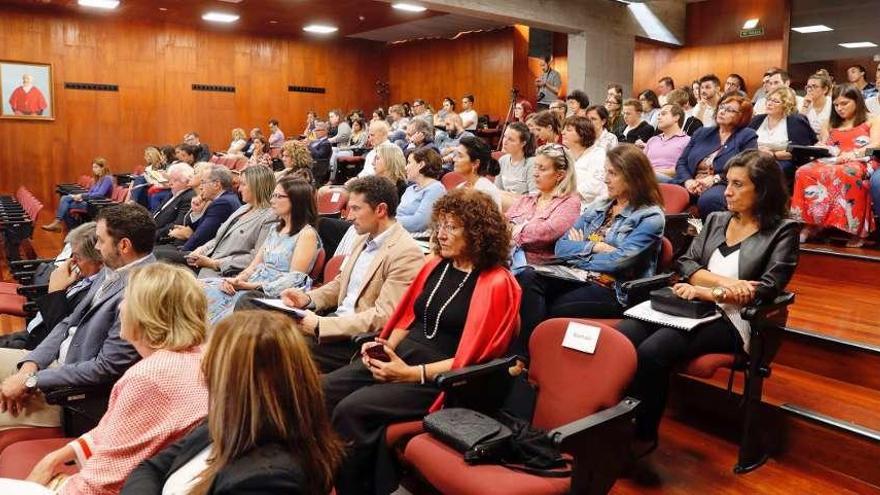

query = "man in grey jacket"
0;203;156;428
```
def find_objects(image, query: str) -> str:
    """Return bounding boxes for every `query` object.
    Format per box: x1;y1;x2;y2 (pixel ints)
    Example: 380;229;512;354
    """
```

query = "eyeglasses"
271;193;288;199
718;105;741;114
766;98;783;105
436;222;464;235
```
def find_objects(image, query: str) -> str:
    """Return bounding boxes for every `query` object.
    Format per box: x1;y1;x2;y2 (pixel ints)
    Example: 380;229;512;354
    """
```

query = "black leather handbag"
650;286;718;319
423;408;512;464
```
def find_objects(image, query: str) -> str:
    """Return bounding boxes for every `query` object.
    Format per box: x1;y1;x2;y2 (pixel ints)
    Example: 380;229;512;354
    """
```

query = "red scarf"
380;257;521;411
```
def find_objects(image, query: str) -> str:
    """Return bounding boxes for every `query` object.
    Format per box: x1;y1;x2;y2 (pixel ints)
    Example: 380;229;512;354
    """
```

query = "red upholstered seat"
682;353;738;378
322;255;345;285
309;249;326;282
0;282;21;294
441;171;466;190
659;183;690;214
0;293;28;317
385;420;422;450
317;188;349;217
0;427;65;457
0;437;77;479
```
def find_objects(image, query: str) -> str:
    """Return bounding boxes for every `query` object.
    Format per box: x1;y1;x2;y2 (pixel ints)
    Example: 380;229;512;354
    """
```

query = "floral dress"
204;225;320;324
790;122;876;238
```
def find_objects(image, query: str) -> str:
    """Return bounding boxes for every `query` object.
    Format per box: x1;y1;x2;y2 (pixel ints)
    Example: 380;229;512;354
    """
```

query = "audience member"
374;143;409;198
755;69;802;115
724;73;748;97
43;158;113;232
359;120;392;178
752;69;775;106
308;121;333;162
548;100;567;126
411;98;434;134
402;118;438;158
183;165;276;278
372;107;387;123
607;83;624;101
203;178;319;324
267;118;285;149
453;136;502;208
302;111;318;140
153;163;196;242
226;128;247;156
174;143;198;166
563;116;607;206
398;148;446;236
246;135;273;168
0;203;155;431
869;66;880;115
676;94;757;217
605;93;626;136
495;122;537;207
172;165;242;251
183;132;212;162
323;188;520;495
585;104;620;151
328;109;352;151
665;88;704;136
565;89;590;117
536;56;563;110
331;118;369;183
507;143;581;265
530;110;562;146
242;127;262;158
693;74;722;127
617;149;798;452
18;263;209;494
459;94;479;131
436;113;474;165
619;98;654;145
276;139;315;181
847;64;878;100
656;76;674;105
515;144;665;355
644;103;691;182
792;84;879;247
433;97;454;130
639;89;661;128
159;145;176;168
134;146;168;210
800;73;833;135
387;104;411;145
512;99;533;122
122;311;343;495
748;87;818;178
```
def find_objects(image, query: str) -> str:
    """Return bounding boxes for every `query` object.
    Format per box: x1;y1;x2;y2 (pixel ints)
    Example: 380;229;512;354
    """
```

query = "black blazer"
154;188;196;242
309;137;332;161
28;281;93;349
748;113;818;168
677;211;800;304
619;121;655;144
682;116;704;137
122;422;305;494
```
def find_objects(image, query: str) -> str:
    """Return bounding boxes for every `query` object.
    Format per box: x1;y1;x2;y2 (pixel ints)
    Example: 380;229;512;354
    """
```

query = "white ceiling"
789;0;880;63
348;13;509;43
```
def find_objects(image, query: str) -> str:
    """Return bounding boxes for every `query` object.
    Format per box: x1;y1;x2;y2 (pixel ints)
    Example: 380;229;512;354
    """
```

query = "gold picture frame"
0;60;55;121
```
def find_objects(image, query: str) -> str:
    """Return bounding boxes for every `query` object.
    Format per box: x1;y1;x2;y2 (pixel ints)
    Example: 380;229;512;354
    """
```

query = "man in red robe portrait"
8;74;48;116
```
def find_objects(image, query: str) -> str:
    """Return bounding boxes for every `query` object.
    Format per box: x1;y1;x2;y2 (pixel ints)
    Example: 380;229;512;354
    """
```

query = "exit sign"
740;27;764;38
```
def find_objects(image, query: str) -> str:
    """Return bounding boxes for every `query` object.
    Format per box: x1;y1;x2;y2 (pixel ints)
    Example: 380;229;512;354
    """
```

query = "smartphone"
364;343;391;363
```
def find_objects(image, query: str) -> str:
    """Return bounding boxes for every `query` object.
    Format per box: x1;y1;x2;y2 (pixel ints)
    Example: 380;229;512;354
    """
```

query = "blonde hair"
144;147;163;168
122;263;207;351
191;311;343;495
768;87;798;116
534;145;577;197
281;140;314;171
241;164;275;209
231;127;246;141
375;144;407;184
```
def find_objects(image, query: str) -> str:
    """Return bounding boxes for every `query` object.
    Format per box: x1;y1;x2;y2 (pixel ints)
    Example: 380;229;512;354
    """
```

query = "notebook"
253;298;307;319
623;299;722;331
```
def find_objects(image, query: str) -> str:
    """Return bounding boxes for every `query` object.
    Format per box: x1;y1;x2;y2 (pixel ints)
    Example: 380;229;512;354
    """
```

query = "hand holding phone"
364;343;391;363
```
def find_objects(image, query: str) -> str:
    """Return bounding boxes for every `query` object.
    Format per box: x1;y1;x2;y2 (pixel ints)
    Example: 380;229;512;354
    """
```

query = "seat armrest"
549;397;639;452
351;331;379;347
620;272;675;305
44;386;108;407
741;292;795;321
16;283;49;299
434;356;520;413
9;258;54;271
434;356;519;391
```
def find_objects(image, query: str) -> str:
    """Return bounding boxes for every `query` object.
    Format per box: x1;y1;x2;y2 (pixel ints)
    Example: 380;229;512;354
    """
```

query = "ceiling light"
742;19;759;30
791;25;833;34
392;2;427;12
202;12;239;23
303;24;338;34
78;0;119;9
839;41;878;49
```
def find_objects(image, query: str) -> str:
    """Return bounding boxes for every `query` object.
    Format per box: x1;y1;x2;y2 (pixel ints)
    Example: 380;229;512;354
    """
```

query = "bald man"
9;74;48;116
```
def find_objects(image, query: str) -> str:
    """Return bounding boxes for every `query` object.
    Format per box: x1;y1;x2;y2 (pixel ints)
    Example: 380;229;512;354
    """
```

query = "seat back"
659;183;690;214
528;318;637;431
441;171;466;190
111;185;129;202
659;236;674;272
323;254;345;283
77;175;95;189
317;187;349;217
309;249;326;282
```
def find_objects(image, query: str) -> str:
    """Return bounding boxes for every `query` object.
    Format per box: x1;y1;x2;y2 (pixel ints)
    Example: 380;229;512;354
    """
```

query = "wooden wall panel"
0;9;386;206
633;0;788;98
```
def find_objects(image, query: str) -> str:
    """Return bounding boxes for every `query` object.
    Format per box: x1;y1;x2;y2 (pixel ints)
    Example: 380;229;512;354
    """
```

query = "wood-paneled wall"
0;8;386;207
633;0;788;98
512;26;569;110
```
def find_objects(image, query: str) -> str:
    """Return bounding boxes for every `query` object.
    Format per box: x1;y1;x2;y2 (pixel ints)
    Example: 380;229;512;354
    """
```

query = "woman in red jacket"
323;188;521;495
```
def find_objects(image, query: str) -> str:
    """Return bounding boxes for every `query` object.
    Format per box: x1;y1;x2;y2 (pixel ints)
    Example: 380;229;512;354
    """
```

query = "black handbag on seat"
423;408;512;464
650;286;718;319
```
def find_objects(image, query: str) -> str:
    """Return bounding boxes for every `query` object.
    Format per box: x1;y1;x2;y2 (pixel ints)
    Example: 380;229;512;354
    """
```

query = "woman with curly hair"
276;140;314;182
323;188;521;495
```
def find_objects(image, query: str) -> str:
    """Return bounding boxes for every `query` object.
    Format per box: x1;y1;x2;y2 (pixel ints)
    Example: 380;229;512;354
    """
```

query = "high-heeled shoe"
846;235;865;248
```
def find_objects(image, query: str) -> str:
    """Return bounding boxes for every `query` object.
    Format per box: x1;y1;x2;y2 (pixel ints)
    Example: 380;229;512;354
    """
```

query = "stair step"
776;328;880;392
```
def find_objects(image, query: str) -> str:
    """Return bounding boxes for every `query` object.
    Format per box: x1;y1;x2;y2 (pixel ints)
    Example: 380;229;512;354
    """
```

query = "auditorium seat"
317;187;349;217
0;437;77;479
659;183;690;214
402;318;638;495
441;171;467;190
335;155;366;185
322;255;345;285
309;249;326;284
0;427;65;460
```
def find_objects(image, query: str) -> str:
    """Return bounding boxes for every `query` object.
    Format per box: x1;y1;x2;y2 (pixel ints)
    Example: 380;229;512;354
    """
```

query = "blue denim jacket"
554;199;665;304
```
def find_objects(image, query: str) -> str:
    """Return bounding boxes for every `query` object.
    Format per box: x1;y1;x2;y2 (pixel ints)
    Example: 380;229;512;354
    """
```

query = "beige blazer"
309;222;424;341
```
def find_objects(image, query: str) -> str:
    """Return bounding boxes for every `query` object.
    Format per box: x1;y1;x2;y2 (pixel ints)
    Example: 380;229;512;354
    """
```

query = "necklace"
423;262;473;340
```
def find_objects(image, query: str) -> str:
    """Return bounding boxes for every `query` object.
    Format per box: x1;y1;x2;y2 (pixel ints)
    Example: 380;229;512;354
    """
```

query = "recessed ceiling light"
742;18;759;30
158;7;167;11
303;24;338;34
791;25;833;34
269;20;278;24
392;2;427;12
839;41;878;49
202;12;239;23
78;0;119;9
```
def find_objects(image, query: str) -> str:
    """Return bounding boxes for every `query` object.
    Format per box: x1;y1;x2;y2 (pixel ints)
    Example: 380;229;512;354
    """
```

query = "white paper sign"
254;298;307;319
331;192;341;203
561;322;601;354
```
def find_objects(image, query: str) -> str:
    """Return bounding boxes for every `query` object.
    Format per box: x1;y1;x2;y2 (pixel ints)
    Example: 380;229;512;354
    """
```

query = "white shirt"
460;109;478;131
756;116;789;150
573;145;608;207
596;129;619;151
693;101;717;127
803;100;832;135
358;140;392;178
867;97;880;119
336;226;394;316
162;446;212;495
457;177;502;209
707;247;751;352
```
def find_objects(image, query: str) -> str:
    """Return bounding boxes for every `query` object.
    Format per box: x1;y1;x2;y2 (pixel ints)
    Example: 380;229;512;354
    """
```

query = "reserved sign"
561;322;601;354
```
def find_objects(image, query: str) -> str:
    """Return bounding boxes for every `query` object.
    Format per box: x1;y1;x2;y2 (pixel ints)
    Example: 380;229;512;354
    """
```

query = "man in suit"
241;176;424;372
309;121;333;161
0;203;156;428
184;132;212;163
153;163;196;242
0;223;103;351
168;164;241;252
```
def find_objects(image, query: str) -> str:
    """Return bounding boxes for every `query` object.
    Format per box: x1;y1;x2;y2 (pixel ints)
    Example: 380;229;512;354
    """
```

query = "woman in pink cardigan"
18;263;210;494
506;143;582;265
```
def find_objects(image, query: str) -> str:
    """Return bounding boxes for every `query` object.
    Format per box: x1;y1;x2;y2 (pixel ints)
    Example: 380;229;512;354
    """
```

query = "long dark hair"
459;136;500;177
276;178;318;235
724;149;789;230
505;122;536;157
606;144;662;210
830;83;869;129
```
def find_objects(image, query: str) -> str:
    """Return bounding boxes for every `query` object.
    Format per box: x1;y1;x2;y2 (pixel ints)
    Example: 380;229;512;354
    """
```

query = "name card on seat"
562;322;600;354
331;192;341;203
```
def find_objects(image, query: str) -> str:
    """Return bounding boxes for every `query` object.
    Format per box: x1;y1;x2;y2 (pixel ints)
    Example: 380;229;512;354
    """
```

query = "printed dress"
204;225;319;324
790;122;876;238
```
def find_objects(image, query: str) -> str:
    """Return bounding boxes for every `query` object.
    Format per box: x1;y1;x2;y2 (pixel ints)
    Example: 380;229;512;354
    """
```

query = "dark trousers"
615;318;743;441
515;267;622;356
323;339;443;495
696;184;727;219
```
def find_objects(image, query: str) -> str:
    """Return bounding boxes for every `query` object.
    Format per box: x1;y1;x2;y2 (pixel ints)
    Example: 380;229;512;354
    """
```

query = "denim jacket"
554;199;665;304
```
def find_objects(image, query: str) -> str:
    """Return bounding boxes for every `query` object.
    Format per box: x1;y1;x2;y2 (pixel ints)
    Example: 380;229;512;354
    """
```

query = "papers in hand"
254;298;307;319
623;300;721;331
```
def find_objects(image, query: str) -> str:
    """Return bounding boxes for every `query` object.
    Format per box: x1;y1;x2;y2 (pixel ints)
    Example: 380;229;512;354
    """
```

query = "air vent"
64;82;119;92
289;85;326;94
192;84;235;93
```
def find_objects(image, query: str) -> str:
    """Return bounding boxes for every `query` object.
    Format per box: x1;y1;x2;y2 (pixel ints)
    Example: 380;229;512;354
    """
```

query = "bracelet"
419;364;426;385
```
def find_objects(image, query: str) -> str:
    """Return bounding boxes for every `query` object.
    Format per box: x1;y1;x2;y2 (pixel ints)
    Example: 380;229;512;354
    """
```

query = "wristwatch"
712;174;722;185
24;373;38;393
711;286;727;302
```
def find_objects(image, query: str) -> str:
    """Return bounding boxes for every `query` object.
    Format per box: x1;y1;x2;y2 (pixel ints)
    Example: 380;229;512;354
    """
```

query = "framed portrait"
0;60;54;121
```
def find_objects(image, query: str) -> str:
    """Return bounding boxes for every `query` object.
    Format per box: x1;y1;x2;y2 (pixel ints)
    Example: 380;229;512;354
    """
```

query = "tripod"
497;88;520;151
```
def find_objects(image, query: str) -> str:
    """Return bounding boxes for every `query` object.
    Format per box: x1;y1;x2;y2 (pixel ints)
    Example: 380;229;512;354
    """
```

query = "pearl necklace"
423;262;472;340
